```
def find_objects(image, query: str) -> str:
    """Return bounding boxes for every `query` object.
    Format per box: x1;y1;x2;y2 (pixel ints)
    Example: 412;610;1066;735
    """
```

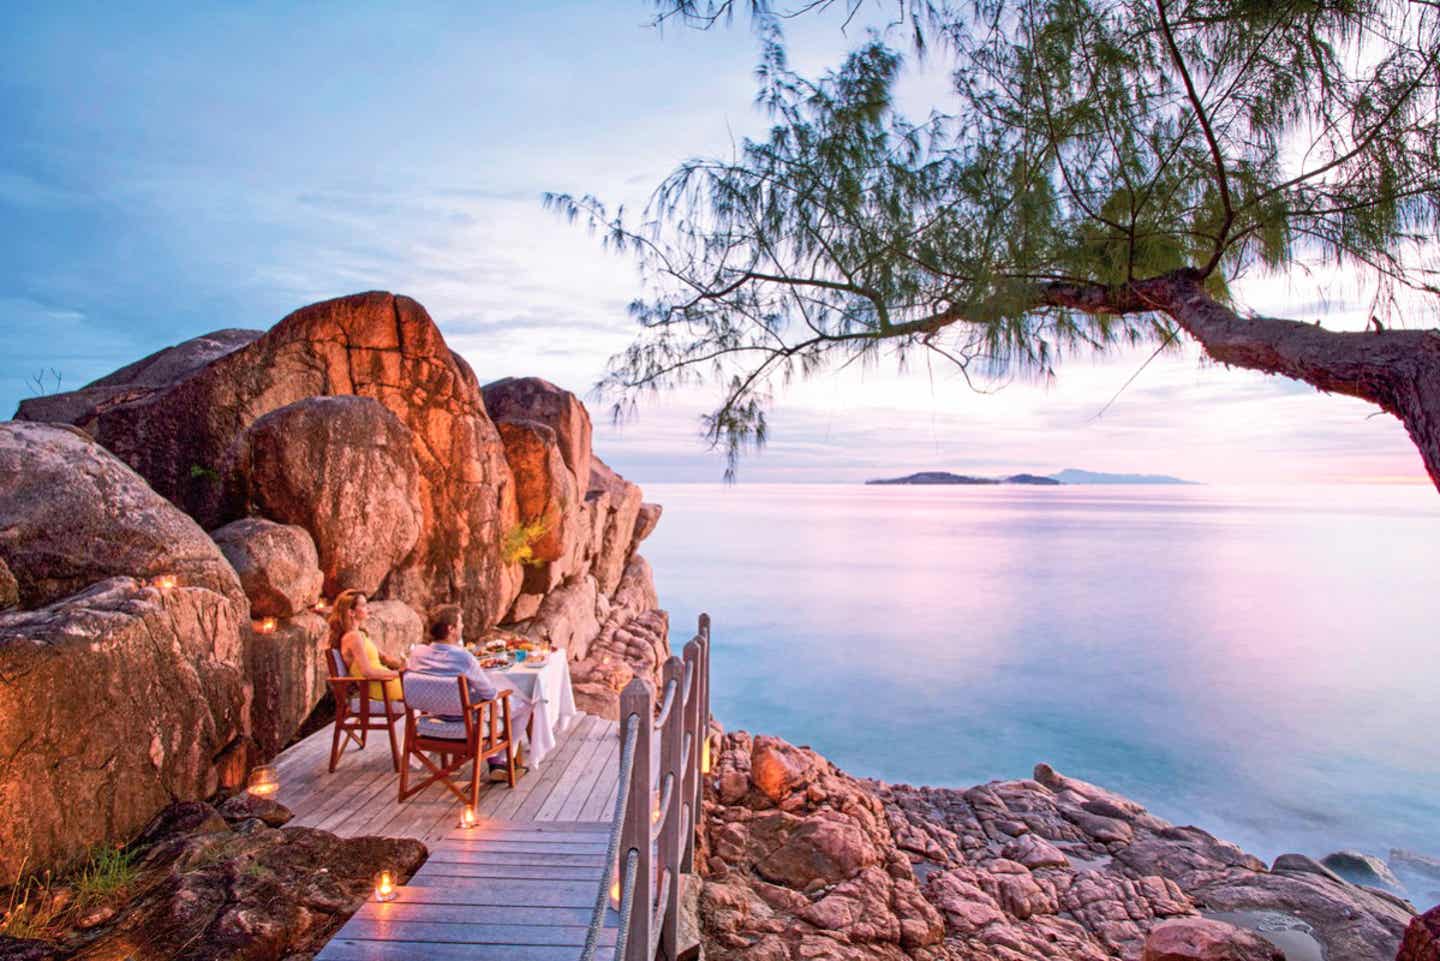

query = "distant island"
865;468;1196;486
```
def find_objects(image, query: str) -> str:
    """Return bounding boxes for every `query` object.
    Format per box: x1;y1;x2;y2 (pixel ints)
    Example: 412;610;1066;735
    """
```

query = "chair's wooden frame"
399;675;516;808
325;650;404;773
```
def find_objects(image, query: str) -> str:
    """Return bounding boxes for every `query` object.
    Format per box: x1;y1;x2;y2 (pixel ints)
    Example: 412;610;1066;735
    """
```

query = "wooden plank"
317;939;613;961
433;828;613;844
422;850;608;867
428;839;607;855
378;879;597;908
308;767;400;835
414;862;600;881
556;735;617;822
535;727;609;822
345;901;595;926
291;765;391;830
338;918;615;946
578;758;620;822
493;713;590;822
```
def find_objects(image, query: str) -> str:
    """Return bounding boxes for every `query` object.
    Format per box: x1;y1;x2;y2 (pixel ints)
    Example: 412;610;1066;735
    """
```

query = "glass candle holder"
246;765;279;798
458;804;479;830
255;617;278;635
153;574;179;591
373;869;398;902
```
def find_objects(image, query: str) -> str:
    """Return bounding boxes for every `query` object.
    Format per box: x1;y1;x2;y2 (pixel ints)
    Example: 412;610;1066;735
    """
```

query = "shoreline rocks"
700;731;1418;961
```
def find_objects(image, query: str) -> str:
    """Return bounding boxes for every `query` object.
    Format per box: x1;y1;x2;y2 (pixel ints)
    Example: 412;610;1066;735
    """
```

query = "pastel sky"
2;2;1430;485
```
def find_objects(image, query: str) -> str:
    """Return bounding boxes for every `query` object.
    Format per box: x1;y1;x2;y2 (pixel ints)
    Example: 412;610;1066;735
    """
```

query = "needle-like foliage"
547;0;1440;476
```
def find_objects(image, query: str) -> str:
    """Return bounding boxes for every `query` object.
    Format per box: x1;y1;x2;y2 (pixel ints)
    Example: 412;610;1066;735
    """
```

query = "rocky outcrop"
495;418;582;618
634;502;663;544
0;422;245;612
0;578;247;880
44;292;522;630
586;459;644;595
12;329;261;429
364;600;425;662
1323;849;1404;890
226;396;422;598
1141;918;1283;960
482;376;593;492
210;518;323;619
0;799;425;961
0;557;18;611
247;612;329;759
700;732;945;961
1398;905;1440;961
699;733;1413;961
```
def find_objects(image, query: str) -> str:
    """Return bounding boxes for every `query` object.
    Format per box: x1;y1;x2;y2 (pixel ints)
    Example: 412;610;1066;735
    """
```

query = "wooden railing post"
679;638;701;875
658;657;685;960
620;678;653;961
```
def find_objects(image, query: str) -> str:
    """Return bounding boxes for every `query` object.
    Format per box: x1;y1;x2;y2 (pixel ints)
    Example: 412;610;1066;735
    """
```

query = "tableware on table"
514;648;528;664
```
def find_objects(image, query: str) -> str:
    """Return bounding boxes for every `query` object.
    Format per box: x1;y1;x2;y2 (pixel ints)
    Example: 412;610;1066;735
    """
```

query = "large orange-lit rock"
226;396;421;598
0;578;247;879
78;292;521;631
0;422;246;612
481;377;593;492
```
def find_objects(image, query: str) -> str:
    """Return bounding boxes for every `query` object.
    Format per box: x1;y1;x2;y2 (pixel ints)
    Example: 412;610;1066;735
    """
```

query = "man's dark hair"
429;603;463;641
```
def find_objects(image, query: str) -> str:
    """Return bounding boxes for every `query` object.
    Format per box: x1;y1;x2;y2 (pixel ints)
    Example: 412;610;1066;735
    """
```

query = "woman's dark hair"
429;603;463;641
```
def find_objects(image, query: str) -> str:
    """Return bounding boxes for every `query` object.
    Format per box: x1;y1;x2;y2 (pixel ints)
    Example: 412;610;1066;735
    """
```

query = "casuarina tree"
548;0;1440;484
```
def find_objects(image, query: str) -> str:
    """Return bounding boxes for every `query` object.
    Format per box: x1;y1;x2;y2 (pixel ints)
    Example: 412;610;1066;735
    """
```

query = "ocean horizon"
644;480;1440;897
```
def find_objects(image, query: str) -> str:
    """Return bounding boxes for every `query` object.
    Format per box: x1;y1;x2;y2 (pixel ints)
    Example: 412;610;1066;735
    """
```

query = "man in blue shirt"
409;604;532;775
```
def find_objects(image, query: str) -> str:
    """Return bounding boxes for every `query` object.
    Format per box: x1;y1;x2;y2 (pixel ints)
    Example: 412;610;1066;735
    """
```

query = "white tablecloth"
491;650;576;767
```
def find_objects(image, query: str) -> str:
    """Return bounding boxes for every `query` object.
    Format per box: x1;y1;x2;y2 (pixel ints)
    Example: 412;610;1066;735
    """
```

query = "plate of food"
479;652;514;670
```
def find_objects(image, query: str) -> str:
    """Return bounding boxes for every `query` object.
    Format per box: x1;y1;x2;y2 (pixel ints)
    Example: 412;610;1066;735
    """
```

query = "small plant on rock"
500;518;550;567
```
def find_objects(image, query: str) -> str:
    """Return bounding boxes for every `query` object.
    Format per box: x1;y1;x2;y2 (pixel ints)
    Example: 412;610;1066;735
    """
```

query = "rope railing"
583;613;711;961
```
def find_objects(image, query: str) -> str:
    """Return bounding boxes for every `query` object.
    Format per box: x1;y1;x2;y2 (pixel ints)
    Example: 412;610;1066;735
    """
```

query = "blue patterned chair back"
404;673;465;717
327;648;347;678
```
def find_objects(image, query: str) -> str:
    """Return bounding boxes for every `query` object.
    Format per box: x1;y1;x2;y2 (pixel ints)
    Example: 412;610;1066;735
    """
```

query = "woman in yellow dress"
330;590;405;702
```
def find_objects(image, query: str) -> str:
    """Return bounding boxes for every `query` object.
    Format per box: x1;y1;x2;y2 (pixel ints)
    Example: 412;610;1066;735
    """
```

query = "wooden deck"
272;714;623;960
273;713;622;841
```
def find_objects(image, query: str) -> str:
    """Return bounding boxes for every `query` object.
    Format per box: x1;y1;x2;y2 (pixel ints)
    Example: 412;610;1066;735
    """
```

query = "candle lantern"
458;804;479;830
609;865;621;909
373;869;398;902
246;765;279;798
154;574;179;591
255;617;278;635
701;736;712;775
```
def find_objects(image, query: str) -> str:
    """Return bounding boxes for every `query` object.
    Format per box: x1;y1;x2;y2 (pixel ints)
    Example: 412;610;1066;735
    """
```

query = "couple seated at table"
330;590;532;783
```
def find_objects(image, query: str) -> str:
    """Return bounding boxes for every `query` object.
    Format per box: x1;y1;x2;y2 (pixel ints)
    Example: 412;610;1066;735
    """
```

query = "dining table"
486;649;577;768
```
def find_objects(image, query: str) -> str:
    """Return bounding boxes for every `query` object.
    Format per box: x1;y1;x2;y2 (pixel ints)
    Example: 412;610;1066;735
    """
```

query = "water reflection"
644;483;1440;863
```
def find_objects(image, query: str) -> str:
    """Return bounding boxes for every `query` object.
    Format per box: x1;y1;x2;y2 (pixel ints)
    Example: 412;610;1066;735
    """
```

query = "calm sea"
642;482;1440;886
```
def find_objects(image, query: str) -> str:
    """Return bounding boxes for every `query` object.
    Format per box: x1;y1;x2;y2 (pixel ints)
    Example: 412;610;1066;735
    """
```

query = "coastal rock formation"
1323;849;1405;890
0;557;18;610
1398;905;1440;961
226;395;422;598
1141;918;1283;960
30;291;523;630
363;599;425;662
0;799;425;961
495;417;581;612
246;611;329;759
700;733;1414;961
586;459;644;595
699;732;945;960
0;422;245;611
210;518;323;618
482;376;593;491
12;328;262;430
0;579;247;880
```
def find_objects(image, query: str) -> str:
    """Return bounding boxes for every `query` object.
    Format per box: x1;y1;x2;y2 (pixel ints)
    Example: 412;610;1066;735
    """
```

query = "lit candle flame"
154;574;178;591
460;805;477;829
375;870;396;901
701;738;712;775
256;618;277;634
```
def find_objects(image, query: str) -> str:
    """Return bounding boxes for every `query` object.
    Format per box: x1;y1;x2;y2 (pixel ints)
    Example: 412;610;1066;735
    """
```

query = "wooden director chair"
398;673;517;808
325;648;404;773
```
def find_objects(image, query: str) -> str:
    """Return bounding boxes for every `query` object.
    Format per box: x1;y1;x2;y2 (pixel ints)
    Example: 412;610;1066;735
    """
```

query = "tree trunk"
1045;269;1440;491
